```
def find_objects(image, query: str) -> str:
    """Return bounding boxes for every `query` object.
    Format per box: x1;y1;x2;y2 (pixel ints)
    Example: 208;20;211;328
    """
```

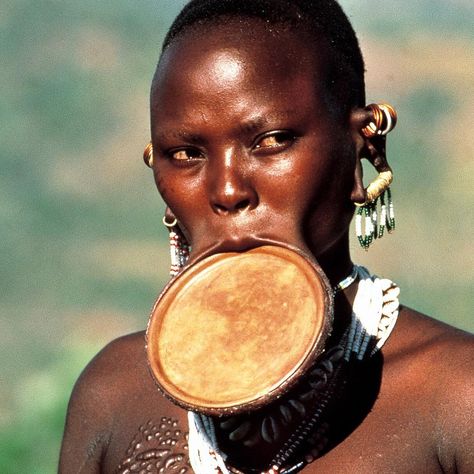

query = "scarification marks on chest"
117;417;191;473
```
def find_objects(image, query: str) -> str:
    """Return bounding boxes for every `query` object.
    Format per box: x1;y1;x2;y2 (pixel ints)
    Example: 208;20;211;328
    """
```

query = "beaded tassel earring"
162;216;190;277
356;103;397;250
355;188;395;250
378;188;395;236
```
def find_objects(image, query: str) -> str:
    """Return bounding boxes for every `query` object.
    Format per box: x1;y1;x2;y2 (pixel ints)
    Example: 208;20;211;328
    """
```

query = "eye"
168;147;204;162
253;131;296;152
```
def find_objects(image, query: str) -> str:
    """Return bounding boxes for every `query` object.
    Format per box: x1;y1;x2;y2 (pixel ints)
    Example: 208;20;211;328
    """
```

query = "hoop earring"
163;215;190;277
356;103;397;250
143;142;153;168
361;103;397;138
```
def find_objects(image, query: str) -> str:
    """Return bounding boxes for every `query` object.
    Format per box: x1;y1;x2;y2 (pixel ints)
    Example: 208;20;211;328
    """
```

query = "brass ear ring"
355;168;393;207
361;103;397;138
143;142;154;168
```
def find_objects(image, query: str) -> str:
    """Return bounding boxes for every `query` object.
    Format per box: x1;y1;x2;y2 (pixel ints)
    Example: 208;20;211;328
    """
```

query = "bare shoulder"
385;306;473;375
67;331;150;412
59;332;145;470
382;307;474;472
85;330;149;383
59;331;183;473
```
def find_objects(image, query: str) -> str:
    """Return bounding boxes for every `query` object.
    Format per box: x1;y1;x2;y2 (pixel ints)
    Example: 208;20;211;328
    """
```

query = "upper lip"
188;235;303;264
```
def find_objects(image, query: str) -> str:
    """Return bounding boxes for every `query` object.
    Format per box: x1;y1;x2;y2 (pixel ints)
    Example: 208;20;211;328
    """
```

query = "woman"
59;1;473;472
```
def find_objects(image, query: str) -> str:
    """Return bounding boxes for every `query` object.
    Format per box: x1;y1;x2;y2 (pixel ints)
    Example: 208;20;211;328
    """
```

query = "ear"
348;107;390;205
164;206;177;225
163;206;191;245
351;157;365;205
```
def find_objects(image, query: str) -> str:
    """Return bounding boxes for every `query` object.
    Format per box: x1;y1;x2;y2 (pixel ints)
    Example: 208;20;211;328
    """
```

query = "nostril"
213;199;252;215
235;199;251;211
213;203;228;215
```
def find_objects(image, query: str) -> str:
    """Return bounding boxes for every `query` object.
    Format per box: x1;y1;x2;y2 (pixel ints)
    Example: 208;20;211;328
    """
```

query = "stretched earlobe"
350;103;397;206
351;159;366;205
163;207;178;227
350;103;398;249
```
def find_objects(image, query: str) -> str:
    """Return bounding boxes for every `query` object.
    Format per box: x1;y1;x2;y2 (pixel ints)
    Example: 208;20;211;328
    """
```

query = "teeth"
229;421;252;441
243;430;261;448
327;347;344;361
309;371;327;386
379;278;395;291
219;417;240;431
299;390;315;402
279;404;293;425
310;368;326;379
309;380;326;390
261;416;280;443
382;287;400;302
288;399;306;417
319;359;334;373
382;300;399;315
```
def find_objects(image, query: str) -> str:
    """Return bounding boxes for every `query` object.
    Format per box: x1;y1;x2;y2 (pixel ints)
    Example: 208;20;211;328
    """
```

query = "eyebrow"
238;116;270;134
237;111;296;134
154;130;206;145
154;110;298;144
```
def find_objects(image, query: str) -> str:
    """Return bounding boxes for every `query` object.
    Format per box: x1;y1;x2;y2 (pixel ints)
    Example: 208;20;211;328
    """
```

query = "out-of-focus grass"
0;346;88;474
1;0;472;472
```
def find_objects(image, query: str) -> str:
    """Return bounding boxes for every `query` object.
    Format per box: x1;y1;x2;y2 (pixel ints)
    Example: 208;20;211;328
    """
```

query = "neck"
310;232;358;341
312;232;354;288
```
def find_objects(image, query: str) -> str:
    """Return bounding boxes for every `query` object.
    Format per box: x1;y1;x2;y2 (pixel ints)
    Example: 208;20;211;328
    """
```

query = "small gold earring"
361;103;397;138
143;142;153;168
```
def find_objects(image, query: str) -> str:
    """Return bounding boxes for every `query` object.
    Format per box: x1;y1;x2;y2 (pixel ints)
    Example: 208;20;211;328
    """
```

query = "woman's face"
150;20;358;262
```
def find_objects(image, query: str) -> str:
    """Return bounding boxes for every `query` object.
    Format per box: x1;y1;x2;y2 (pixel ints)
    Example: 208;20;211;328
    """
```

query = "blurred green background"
1;0;472;471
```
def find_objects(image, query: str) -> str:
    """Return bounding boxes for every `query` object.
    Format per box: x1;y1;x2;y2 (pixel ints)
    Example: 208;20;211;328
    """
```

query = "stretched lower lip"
187;237;309;265
190;238;267;262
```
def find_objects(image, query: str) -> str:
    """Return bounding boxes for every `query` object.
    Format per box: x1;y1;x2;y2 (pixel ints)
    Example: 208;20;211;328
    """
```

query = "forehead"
151;18;332;115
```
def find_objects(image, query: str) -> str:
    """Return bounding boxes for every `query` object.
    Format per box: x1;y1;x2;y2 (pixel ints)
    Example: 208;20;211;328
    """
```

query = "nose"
208;150;258;215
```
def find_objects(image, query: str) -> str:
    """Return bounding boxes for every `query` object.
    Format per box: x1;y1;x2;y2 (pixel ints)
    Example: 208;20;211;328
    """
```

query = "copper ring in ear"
143;142;154;168
354;168;393;207
361;103;398;138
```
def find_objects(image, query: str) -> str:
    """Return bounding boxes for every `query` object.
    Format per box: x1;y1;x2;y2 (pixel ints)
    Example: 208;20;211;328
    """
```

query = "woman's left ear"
351;156;365;205
348;105;394;205
349;107;372;205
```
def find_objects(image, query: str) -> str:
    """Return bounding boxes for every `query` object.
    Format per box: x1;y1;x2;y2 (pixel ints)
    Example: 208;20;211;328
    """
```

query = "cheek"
154;171;169;202
153;167;190;216
154;167;207;224
154;162;191;204
306;135;355;198
271;148;334;214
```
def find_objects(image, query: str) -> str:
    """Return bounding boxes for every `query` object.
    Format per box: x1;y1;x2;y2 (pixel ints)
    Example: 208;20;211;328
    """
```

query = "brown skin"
59;20;474;473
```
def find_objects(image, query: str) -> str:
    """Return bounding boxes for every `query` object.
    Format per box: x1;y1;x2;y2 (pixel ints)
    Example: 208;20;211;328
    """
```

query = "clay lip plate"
146;245;332;415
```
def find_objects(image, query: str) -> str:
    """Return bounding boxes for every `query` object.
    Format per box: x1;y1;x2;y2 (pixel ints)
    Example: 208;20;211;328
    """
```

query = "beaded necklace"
188;265;400;474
